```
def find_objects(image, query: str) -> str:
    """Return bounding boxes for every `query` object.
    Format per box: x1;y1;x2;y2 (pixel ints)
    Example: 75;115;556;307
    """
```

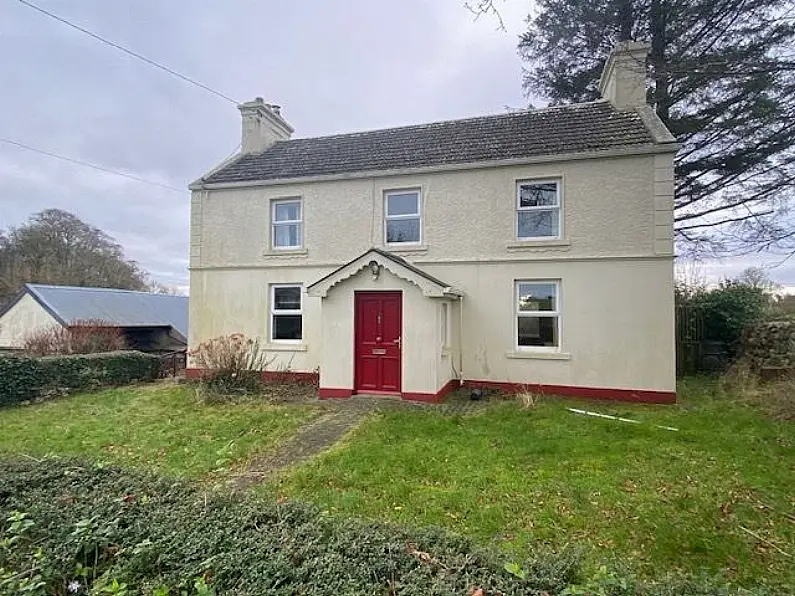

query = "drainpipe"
457;296;464;383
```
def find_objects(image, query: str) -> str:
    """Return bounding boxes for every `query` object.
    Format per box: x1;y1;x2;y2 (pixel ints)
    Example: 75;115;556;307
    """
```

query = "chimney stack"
238;97;294;153
598;41;650;110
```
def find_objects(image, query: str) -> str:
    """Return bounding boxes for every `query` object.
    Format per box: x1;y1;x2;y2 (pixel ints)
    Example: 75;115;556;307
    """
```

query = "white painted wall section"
0;293;60;349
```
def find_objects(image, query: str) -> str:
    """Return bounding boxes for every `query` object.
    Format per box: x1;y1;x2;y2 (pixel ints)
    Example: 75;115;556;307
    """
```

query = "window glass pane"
518;209;559;238
273;315;302;340
386;218;420;243
274;201;300;222
519;182;558;208
274;286;301;310
518;283;557;312
518;316;558;347
274;223;301;247
387;192;419;216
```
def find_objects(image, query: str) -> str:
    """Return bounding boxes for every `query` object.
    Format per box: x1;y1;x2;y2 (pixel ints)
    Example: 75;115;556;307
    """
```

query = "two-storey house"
188;42;679;403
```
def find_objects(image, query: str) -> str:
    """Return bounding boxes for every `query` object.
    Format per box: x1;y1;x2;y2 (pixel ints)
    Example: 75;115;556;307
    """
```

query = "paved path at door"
233;392;490;490
234;408;365;490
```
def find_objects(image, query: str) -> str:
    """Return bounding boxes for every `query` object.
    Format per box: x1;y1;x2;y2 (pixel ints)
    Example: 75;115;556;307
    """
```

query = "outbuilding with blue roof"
0;284;188;353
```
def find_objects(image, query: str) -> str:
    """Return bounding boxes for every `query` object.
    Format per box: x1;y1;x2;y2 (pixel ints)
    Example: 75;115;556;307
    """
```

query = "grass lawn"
0;382;317;480
266;378;795;587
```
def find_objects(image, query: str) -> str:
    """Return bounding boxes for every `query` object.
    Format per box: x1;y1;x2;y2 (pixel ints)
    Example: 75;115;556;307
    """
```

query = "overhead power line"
15;0;239;105
0;138;186;193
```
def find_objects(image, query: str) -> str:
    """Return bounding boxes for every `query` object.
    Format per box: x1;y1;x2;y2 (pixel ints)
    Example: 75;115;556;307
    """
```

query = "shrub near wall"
0;351;160;406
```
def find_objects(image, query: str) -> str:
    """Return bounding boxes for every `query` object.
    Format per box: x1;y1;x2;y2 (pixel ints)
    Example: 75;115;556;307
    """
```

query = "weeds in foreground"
517;386;542;409
721;360;795;420
189;334;275;402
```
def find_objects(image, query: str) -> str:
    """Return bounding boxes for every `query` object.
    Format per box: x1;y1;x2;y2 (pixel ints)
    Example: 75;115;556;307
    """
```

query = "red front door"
355;291;402;394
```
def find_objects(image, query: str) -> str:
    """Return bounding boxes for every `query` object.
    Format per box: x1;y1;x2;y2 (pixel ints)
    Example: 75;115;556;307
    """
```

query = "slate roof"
11;284;189;341
202;101;658;185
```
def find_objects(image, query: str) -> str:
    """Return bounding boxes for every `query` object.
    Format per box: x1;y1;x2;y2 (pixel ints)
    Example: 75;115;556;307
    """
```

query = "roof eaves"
22;284;68;326
0;288;27;321
635;106;679;148
190;150;248;189
193;143;668;190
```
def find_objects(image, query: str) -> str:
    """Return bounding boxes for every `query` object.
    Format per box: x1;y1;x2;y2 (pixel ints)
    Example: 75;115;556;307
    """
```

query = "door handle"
394;337;401;348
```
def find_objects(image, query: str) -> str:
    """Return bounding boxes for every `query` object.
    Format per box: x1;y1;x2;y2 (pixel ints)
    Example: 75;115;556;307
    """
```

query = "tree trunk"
618;0;633;41
649;0;671;123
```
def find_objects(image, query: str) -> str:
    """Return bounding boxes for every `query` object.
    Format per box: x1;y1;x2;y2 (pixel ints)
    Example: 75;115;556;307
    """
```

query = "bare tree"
0;209;148;306
464;0;506;31
737;266;779;292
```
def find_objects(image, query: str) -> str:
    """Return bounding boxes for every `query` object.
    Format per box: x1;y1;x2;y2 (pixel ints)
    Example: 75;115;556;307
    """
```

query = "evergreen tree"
518;0;795;255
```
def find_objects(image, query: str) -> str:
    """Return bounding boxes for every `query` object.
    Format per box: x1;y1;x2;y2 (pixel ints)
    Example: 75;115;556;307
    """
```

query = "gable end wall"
0;293;61;349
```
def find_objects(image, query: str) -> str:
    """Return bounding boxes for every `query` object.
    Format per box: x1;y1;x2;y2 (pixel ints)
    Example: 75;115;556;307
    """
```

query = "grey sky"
0;0;790;291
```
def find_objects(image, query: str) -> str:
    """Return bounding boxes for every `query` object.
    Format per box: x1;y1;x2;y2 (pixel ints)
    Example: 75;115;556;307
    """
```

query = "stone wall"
742;321;795;374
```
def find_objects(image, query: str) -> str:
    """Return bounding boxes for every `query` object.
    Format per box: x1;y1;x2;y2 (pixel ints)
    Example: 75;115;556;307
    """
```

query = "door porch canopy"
307;248;462;298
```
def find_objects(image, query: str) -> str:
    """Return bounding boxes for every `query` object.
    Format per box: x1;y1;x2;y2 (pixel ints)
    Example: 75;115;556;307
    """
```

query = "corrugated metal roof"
24;284;188;340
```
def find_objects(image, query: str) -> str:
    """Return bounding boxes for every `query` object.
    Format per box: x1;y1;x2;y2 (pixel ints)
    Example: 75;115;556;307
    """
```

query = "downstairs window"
516;280;560;349
271;284;302;342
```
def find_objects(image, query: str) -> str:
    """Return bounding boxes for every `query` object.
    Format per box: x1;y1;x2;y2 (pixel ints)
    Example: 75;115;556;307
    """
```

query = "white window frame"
384;189;422;246
516;179;562;240
270;283;303;343
515;280;561;351
271;198;303;250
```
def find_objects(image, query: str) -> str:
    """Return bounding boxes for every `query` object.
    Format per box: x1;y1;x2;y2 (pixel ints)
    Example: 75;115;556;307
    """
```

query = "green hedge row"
0;351;160;406
0;459;778;596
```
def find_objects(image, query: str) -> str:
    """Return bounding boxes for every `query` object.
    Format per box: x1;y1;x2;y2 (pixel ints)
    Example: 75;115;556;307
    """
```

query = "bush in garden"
19;326;58;357
22;319;126;357
189;334;274;401
0;351;160;407
677;280;769;359
0;458;774;596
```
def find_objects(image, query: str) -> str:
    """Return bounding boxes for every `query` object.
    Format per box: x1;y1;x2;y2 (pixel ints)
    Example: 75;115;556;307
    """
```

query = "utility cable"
0;137;186;193
15;0;239;105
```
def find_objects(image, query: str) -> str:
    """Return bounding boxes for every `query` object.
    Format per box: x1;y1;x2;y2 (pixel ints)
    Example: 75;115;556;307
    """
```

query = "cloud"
1;0;788;290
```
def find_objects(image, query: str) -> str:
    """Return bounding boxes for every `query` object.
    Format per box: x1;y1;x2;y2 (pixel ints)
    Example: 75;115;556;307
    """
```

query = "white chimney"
238;97;294;153
598;41;650;110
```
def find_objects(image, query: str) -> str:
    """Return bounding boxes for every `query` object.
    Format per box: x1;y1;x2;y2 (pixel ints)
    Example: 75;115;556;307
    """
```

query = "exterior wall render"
190;154;665;270
188;151;676;400
189;257;674;395
0;293;60;348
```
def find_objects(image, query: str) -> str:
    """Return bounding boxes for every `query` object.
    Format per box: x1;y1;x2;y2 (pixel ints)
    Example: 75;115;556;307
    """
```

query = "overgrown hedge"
0;459;779;596
0;351;160;406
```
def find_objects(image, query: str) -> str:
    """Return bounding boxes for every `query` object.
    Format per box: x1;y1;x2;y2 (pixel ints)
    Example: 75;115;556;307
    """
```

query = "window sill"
384;244;428;254
506;350;571;360
507;239;570;251
262;248;309;258
264;343;308;352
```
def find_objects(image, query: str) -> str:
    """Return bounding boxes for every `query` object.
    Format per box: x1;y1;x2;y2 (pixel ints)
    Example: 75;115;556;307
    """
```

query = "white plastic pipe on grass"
567;408;679;432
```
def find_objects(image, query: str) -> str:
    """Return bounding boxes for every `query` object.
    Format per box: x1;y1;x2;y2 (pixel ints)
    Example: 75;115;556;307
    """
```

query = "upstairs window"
517;180;561;239
272;199;302;249
516;281;560;349
385;189;421;244
270;284;302;342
